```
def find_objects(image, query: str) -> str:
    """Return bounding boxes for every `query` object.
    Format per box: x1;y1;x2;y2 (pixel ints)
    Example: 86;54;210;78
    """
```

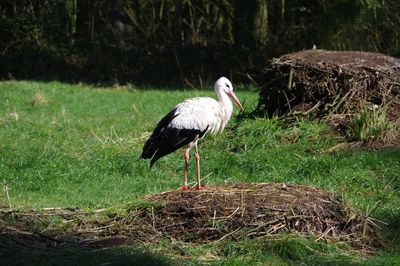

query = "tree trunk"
234;0;268;49
173;0;182;51
253;0;268;46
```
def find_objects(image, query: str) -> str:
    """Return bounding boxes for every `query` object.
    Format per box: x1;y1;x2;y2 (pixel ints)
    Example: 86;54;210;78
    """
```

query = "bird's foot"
196;185;208;190
180;185;190;190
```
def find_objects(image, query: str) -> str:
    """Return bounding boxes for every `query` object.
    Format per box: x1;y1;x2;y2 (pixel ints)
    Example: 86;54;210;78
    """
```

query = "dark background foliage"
0;0;399;85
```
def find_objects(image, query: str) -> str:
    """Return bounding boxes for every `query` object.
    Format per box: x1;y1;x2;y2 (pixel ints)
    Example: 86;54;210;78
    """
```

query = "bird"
141;77;244;190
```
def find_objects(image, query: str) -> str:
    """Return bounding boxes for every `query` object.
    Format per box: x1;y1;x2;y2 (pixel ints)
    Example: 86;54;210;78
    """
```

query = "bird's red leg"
194;142;203;190
181;147;190;190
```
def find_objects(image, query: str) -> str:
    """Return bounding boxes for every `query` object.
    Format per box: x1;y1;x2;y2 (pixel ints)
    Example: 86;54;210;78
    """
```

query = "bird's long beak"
228;91;244;111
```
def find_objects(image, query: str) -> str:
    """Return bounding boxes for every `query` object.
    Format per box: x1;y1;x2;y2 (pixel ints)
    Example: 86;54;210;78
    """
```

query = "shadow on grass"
0;242;175;266
379;211;400;251
0;231;176;266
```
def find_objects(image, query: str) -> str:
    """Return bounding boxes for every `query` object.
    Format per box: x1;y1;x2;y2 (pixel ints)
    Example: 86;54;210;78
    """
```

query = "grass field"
0;81;399;265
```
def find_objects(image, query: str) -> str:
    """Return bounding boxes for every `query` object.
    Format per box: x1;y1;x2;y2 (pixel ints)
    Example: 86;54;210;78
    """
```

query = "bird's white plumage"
166;77;237;140
169;96;232;135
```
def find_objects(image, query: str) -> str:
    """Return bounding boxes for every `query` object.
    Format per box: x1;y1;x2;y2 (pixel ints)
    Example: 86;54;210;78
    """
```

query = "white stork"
141;77;243;190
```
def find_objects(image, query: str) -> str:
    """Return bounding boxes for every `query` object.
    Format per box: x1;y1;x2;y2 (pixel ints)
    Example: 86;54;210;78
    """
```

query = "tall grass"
347;105;397;142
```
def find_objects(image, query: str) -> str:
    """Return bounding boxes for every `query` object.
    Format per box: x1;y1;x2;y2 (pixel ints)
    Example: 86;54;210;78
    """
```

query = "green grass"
0;81;399;265
0;81;258;208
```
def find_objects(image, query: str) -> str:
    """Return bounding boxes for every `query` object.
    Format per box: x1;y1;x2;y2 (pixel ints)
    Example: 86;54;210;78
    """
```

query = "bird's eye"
225;83;230;89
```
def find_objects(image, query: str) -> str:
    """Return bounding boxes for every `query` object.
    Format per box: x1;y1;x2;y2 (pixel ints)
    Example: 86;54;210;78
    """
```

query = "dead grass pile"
257;49;400;123
0;183;384;252
143;183;381;249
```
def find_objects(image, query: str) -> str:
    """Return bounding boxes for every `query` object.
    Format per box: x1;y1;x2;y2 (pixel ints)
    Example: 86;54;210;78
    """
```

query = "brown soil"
0;183;383;253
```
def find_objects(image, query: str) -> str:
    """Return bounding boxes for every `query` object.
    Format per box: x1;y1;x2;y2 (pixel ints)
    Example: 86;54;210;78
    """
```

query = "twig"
214;227;240;242
316;226;335;241
329;86;358;116
284;216;291;232
212;210;216;228
5;225;33;235
151;206;156;230
281;89;292;113
90;129;107;144
3;179;11;208
189;172;212;189
226;206;240;219
303;101;321;115
33;231;66;245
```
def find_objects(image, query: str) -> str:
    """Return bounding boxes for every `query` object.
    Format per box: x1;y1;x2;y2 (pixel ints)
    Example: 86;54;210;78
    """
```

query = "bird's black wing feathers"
141;108;178;159
151;108;179;137
148;127;208;167
141;108;209;167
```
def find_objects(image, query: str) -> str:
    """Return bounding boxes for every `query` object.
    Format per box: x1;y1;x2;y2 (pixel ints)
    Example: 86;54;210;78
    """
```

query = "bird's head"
215;77;244;111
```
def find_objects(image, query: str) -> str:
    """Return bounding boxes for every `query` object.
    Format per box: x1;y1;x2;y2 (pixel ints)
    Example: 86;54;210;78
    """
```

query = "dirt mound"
0;183;383;252
143;183;380;248
257;49;400;121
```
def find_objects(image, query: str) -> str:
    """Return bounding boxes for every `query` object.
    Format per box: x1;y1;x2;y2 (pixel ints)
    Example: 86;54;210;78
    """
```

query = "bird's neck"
217;92;233;122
